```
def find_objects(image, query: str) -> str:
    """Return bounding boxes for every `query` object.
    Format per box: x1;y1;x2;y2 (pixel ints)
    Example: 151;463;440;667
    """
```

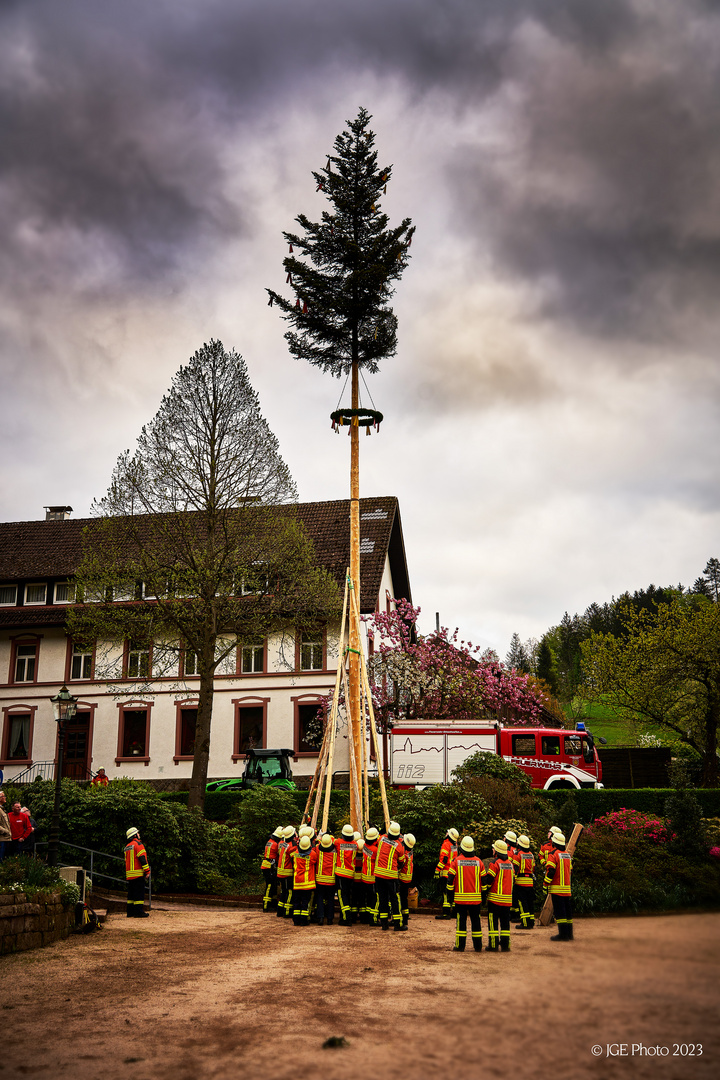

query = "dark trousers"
336;876;354;924
126;876;145;916
515;884;535;928
454;903;482;950
315;883;335;924
293;887;314;925
551;893;573;926
362;882;378;923
375;877;402;926
487;902;511;950
277;875;293;917
262;868;277;912
399;882;411;925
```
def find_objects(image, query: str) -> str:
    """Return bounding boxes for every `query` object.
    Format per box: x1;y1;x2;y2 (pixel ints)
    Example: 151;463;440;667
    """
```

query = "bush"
451;752;532;788
0;855;78;908
540;787;720;822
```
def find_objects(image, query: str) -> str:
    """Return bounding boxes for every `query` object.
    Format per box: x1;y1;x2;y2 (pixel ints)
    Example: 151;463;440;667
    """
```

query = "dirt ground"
2;906;718;1080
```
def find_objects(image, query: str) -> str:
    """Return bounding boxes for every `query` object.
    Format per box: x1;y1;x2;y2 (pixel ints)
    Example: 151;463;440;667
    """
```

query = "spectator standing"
8;803;32;855
19;808;38;856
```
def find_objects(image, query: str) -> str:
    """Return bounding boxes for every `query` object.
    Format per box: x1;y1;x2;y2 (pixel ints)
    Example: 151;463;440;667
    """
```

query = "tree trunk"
188;642;216;811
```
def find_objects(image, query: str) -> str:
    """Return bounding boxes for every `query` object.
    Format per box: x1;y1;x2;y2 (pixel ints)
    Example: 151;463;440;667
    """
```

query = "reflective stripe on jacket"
512;850;535;886
447;855;485;903
435;836;456;876
399;850;414;884
316;848;336;886
334;839;358;878
485;857;514;905
124;839;149;880
544;850;572;895
361;841;377;883
292;848;319;890
276;840;296;877
374;835;406;880
261;836;279;870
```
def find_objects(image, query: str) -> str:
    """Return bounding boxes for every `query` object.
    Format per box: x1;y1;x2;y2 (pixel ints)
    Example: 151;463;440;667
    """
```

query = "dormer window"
54;582;76;604
25;583;47;605
0;585;17;606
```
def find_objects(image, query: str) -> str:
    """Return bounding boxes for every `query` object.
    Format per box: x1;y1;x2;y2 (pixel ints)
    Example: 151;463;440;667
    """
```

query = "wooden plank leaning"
538;822;584;926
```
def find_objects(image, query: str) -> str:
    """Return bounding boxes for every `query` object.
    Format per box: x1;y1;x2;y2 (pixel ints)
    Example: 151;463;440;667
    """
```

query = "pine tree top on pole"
266;107;415;377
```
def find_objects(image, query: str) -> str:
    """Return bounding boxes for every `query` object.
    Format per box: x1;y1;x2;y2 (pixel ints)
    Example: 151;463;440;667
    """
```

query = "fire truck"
390;721;604;790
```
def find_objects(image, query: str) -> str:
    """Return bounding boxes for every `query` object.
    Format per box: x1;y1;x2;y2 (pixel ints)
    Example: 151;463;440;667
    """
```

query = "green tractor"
206;748;297;792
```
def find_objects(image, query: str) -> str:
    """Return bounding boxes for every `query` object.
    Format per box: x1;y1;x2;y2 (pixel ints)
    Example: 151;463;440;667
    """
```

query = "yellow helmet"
493;840;508;856
460;836;475;853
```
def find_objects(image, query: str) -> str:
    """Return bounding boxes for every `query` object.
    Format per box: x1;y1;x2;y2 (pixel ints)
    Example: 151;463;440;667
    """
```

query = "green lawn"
563;699;672;748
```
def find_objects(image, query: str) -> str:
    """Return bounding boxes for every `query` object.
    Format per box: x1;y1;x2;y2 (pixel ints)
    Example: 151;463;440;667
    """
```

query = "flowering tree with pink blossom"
366;599;547;728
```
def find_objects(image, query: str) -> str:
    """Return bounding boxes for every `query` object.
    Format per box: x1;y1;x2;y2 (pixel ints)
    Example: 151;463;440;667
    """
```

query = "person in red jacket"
484;839;514;951
334;824;359;926
435;828;459;919
374;821;407;931
276;826;297;919
512;834;536;929
544;831;574;941
8;803;32;855
291;835;319;926
315;834;337;925
446;835;485;952
91;768;109;787
360;826;379;924
124;827;151;918
260;825;285;912
399;834;415;928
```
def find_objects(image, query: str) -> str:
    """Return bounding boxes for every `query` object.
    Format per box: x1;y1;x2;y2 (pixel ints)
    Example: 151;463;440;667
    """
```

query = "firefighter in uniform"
291;835;318;925
334;824;358;926
484;839;514;951
435;828;459;919
124;827;150;918
276;825;297;918
512;834;536;928
360;826;379;924
260;825;285;912
544;831;574;940
446;835;485;952
350;832;365;924
315;833;337;925
399;834;415;927
539;827;562;873
375;821;407;931
503;831;519;919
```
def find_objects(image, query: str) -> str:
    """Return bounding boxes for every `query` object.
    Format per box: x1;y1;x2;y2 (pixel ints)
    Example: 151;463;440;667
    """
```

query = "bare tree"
68;340;339;809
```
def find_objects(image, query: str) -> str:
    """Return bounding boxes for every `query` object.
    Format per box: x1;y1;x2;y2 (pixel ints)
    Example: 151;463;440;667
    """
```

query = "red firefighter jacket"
544;850;572;895
334;838;358;878
539;841;555;869
399;849;414;884
292;848;319;890
485;857;514;906
261;836;279;871
124;838;150;880
436;836;457;876
374;835;406;880
361;841;378;883
447;854;485;904
316;847;336;886
512;849;535;887
276;839;296;878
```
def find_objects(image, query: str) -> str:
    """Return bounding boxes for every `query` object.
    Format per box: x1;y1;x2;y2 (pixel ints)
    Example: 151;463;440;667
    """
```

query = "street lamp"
48;685;78;867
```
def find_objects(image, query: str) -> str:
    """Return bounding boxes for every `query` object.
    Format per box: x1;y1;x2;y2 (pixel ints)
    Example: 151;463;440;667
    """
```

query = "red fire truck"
390;721;603;790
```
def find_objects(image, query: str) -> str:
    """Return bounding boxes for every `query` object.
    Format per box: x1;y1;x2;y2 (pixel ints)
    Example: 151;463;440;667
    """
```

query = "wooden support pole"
538;822;583;926
319;577;349;834
348;359;362;830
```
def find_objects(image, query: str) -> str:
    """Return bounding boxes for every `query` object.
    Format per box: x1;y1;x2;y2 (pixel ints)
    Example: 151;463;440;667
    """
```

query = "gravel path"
5;907;719;1080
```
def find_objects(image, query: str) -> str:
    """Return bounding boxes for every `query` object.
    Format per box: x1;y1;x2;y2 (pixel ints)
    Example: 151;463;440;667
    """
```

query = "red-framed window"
174;699;198;762
296;628;326;672
181;646;199;678
65;639;95;682
239;638;266;675
115;701;153;765
0;704;38;766
292;695;325;757
9;636;42;685
124;640;152;680
232;697;269;759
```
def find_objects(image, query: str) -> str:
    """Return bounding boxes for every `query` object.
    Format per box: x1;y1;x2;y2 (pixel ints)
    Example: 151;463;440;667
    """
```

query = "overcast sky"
1;0;719;655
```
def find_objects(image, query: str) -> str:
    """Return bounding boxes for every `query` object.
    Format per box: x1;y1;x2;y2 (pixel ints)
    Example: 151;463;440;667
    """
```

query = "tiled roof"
0;497;410;627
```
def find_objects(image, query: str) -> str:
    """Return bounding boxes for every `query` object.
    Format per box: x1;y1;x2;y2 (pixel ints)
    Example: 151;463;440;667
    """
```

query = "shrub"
584;808;671;845
451;752;532;788
0;855;78;908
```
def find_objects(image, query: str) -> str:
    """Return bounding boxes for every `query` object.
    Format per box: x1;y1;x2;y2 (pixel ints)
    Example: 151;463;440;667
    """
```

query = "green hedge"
539;787;720;822
159;788;352;823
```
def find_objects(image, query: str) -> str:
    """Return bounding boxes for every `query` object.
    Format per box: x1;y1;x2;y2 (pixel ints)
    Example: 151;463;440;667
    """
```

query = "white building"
0;498;411;787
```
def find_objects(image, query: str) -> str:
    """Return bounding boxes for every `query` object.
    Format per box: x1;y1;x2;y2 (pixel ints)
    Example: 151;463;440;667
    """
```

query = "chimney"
44;506;73;521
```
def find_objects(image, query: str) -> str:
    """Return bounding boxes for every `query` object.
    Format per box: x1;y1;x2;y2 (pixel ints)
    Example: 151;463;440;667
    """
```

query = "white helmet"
460;836;475;853
341;824;355;839
388;821;401;837
353;831;362;842
493;840;508;856
553;832;566;847
549;826;562;838
404;834;416;849
447;828;459;842
298;835;312;851
298;825;314;839
356;838;365;851
517;835;531;849
320;833;334;849
272;826;285;839
504;831;517;844
126;827;139;840
365;827;379;842
283;825;297;839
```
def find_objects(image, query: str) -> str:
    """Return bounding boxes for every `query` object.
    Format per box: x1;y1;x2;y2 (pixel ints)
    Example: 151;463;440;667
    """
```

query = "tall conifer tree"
266;107;415;375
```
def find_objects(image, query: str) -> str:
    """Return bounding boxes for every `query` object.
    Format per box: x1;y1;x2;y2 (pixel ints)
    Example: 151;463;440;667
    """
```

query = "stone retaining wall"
0;891;75;955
